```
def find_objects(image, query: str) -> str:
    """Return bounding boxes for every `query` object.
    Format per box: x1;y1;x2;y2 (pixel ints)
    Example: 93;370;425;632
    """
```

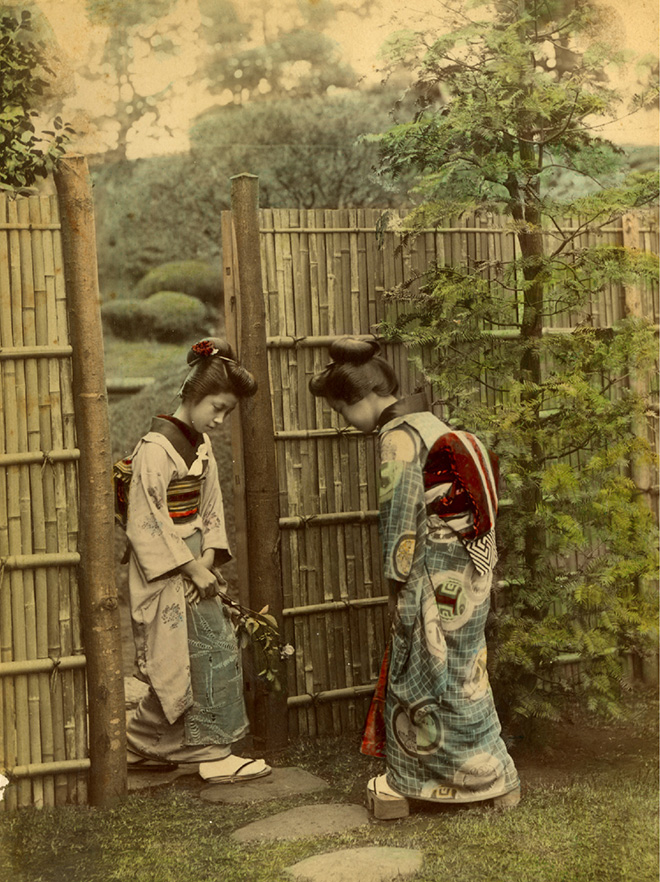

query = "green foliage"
219;593;294;692
101;291;207;342
190;92;409;209
101;299;146;340
140;291;208;343
134;260;223;306
92;153;226;291
0;10;72;191
376;0;659;722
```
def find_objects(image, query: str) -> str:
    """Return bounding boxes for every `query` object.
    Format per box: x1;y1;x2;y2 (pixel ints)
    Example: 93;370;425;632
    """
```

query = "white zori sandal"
366;774;410;819
199;755;271;784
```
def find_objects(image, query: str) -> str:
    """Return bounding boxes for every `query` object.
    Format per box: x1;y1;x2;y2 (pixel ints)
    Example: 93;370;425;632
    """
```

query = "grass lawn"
1;705;658;882
103;336;188;381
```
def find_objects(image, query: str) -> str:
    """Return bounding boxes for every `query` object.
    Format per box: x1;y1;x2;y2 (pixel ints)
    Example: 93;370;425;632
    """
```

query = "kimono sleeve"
199;447;231;566
126;441;195;581
379;426;426;584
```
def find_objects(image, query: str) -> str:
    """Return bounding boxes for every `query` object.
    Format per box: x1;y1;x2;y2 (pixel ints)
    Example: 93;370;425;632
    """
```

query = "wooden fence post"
54;154;127;805
222;211;251;610
230;174;288;752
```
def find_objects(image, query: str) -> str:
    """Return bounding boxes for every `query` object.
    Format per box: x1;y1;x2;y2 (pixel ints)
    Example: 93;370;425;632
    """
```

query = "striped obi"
113;458;204;527
165;475;204;523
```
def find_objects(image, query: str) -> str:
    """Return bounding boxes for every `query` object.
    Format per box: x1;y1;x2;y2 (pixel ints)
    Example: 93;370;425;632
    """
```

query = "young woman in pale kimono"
309;337;519;818
125;337;271;784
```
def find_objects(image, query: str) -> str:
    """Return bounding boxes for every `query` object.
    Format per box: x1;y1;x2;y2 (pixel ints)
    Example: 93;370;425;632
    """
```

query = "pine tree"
373;0;659;721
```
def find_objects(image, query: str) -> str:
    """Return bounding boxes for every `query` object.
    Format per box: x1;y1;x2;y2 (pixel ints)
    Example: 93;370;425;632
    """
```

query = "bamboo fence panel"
224;207;659;738
0;193;87;809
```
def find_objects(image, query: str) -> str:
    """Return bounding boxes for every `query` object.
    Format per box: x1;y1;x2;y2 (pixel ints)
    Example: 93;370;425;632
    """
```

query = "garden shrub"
140;291;208;343
101;299;147;340
134;260;223;306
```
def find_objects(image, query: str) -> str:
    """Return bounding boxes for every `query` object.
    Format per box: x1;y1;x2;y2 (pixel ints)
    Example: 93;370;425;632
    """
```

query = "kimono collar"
150;415;202;469
376;392;430;431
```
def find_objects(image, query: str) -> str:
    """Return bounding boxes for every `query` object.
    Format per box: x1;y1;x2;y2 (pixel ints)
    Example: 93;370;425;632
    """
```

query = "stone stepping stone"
128;763;198;793
285;846;423;882
200;767;330;805
232;803;369;842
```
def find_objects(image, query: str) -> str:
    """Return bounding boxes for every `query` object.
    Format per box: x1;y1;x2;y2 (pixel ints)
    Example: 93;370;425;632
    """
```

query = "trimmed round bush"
140;291;208;343
101;299;147;340
134;261;223;306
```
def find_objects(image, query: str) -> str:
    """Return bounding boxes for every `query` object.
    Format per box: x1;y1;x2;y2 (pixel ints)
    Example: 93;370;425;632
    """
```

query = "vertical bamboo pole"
0;194;22;810
621;214;657;684
54;154;126;805
230;174;288;751
10;198;44;810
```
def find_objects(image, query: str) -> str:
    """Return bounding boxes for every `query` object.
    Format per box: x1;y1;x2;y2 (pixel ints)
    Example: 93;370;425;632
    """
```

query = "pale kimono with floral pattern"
126;431;230;724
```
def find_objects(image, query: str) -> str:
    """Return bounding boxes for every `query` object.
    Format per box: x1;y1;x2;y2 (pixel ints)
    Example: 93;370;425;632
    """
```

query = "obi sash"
113;458;204;528
165;475;204;523
424;430;499;575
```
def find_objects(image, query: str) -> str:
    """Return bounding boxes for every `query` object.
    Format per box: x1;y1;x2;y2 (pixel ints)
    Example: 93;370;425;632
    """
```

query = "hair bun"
328;336;380;366
187;337;235;365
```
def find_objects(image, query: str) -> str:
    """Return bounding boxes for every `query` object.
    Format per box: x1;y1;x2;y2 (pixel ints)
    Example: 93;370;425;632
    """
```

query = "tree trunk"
54;154;127;806
515;138;546;585
230;173;288;752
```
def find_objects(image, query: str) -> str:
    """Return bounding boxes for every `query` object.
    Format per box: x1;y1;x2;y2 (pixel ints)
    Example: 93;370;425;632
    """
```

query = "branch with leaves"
0;11;74;192
216;591;294;693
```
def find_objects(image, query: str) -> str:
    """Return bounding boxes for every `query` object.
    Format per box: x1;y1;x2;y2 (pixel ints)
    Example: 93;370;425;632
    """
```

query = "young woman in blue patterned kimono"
309;336;519;819
125;338;271;784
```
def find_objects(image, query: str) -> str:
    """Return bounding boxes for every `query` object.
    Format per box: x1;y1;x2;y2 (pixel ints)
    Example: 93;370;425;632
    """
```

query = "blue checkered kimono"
377;411;519;803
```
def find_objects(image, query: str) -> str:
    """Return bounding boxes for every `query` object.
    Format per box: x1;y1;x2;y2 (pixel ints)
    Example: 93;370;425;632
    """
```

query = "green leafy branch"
217;592;294;692
0;11;74;192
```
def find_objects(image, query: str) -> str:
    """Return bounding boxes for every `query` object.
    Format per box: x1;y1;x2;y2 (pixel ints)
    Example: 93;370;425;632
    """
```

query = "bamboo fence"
224;207;658;738
0;193;89;809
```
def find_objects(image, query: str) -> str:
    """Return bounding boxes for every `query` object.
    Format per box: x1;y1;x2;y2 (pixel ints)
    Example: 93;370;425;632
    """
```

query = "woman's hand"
211;567;229;592
180;559;219;601
183;581;201;605
200;550;229;596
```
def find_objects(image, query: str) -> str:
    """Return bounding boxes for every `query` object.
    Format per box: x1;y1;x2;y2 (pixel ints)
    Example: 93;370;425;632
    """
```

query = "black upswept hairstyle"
180;337;257;403
309;336;398;405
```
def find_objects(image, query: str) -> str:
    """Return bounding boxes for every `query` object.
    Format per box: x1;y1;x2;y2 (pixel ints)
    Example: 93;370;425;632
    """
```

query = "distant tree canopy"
73;0;381;162
82;0;187;162
198;0;369;102
202;27;356;102
190;91;409;208
0;10;72;190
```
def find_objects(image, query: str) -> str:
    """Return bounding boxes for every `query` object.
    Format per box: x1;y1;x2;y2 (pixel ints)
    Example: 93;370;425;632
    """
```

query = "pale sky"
19;0;660;158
